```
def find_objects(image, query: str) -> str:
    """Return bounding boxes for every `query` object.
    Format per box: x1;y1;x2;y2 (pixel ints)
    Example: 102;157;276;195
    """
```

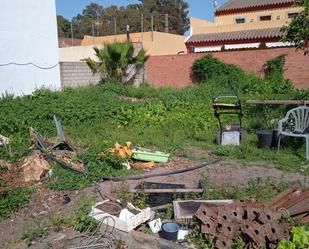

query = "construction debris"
195;202;291;249
20;151;51;182
269;183;309;222
90;201;154;233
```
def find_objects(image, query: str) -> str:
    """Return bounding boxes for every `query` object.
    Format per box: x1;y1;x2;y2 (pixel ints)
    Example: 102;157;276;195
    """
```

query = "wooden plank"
129;188;204;194
246;100;309;105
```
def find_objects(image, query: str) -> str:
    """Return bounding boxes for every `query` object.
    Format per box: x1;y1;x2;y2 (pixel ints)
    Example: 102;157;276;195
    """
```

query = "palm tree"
85;42;148;83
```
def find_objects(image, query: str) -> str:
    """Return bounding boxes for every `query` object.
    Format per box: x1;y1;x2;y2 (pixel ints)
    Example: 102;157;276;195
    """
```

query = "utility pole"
114;16;117;40
151;14;154;41
141;13;144;41
92;19;95;44
70;22;74;46
126;25;130;41
165;14;169;33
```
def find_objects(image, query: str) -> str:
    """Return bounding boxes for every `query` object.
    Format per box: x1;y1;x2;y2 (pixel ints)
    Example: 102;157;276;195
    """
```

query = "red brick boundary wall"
146;47;309;89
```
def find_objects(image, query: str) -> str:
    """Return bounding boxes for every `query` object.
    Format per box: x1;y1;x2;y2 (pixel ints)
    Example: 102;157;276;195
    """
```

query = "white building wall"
0;0;61;96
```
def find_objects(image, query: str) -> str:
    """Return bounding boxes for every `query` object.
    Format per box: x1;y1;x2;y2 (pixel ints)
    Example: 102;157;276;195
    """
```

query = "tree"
57;15;71;38
72;3;105;38
139;0;190;34
62;1;190;39
281;0;309;54
85;42;148;83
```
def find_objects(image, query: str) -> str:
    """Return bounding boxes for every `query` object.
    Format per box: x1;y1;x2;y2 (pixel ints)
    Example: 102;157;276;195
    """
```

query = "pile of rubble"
194;183;308;249
195;202;290;249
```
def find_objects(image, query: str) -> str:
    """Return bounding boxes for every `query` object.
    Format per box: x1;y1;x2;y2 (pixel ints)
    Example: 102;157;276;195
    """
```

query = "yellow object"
131;161;155;169
106;142;133;159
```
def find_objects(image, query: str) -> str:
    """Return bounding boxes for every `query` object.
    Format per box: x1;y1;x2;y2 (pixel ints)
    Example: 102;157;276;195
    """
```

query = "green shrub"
0;187;32;220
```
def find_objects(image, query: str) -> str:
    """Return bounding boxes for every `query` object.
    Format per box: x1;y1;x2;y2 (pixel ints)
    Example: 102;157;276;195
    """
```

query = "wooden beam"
246;100;309;105
130;189;204;194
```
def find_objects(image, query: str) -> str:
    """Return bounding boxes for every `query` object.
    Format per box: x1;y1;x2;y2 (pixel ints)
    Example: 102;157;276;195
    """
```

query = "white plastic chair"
277;106;309;160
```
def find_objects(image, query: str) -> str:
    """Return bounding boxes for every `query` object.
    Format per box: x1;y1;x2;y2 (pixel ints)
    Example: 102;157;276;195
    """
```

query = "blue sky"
56;0;228;22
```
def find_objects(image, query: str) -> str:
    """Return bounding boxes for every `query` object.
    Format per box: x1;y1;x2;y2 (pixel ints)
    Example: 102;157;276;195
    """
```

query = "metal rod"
151;14;154;41
70;22;74;46
114;16;117;40
165;13;169;33
141;13;144;40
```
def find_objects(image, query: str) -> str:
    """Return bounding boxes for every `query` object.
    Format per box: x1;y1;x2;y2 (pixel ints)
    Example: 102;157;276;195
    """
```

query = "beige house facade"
81;31;187;56
186;0;303;53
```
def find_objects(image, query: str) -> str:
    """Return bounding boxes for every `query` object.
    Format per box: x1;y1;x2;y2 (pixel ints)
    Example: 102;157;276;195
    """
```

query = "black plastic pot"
161;222;179;241
257;130;275;148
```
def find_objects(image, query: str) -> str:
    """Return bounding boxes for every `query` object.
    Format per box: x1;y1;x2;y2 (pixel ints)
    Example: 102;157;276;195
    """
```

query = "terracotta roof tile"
216;0;294;12
186;27;283;43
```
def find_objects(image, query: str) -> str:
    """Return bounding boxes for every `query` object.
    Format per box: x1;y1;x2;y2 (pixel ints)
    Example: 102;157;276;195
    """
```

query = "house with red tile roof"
186;0;303;53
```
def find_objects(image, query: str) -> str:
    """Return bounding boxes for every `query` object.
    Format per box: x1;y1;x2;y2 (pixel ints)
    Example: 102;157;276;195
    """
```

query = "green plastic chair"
277;106;309;160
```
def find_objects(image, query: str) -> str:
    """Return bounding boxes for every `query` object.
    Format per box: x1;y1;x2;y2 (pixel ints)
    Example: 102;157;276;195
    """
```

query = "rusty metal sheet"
270;183;300;208
287;197;309;216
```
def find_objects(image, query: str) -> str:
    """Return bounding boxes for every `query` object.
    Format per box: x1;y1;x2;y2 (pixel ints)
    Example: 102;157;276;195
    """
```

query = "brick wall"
146;47;309;88
60;62;100;88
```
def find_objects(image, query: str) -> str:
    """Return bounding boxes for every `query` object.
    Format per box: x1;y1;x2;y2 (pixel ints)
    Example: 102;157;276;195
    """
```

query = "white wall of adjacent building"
0;0;61;96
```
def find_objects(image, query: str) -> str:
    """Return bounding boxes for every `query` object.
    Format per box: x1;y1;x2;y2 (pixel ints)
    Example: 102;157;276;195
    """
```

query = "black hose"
101;159;221;181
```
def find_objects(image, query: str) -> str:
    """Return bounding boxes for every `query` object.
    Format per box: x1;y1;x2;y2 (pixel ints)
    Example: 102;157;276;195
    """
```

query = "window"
235;17;245;24
260;15;271;21
189;46;195;54
288;12;299;18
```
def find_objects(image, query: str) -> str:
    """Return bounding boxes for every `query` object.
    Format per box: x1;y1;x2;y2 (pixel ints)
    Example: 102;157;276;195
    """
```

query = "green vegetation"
200;176;290;202
21;219;49;247
86;42;147;82
0;187;32;220
73;196;98;233
281;0;309;54
0;54;307;210
278;226;309;249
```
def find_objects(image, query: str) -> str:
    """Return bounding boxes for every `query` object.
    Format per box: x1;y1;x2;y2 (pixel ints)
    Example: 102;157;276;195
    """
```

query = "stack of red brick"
194;183;308;249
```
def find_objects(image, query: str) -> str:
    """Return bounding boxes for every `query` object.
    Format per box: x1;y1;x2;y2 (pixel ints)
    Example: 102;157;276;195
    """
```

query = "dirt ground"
0;149;307;249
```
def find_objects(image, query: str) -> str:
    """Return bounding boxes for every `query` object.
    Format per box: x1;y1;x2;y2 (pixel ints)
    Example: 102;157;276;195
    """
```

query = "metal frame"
212;95;243;144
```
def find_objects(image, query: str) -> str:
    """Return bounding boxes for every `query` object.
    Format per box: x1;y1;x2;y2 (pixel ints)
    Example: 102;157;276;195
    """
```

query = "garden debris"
0;134;10;146
194;202;290;249
148;218;162;233
132;148;170;163
105;142;133;159
90;200;154;232
50;150;85;172
130;161;155;169
269;183;309;223
20;151;51;182
31;124;86;174
135;182;186;207
173;200;233;224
